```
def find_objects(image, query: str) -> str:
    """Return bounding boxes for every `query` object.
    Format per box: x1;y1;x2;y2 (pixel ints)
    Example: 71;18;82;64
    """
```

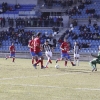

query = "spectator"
72;32;78;39
53;38;57;47
15;3;21;9
53;16;57;26
88;17;91;25
62;0;66;8
0;40;2;47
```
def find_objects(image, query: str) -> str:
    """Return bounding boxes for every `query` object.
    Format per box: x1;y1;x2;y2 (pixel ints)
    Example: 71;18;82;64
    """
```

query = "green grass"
0;58;100;100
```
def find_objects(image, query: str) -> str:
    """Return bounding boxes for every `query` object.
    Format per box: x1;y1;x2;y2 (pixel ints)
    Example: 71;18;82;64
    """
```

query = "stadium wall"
0;52;94;61
0;0;38;5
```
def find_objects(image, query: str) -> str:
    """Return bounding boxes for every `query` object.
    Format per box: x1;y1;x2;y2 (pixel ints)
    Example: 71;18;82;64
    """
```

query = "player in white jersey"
43;41;53;68
74;42;80;66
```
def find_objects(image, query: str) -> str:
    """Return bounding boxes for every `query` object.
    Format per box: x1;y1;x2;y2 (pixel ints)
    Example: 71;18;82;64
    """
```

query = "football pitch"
0;58;100;100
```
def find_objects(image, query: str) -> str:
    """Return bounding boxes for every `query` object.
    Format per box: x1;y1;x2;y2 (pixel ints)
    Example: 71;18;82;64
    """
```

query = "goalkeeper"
90;46;100;72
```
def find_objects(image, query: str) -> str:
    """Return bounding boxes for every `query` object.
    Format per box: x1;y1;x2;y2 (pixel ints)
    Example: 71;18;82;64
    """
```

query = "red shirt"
34;37;41;53
28;40;34;52
60;42;69;53
9;45;15;53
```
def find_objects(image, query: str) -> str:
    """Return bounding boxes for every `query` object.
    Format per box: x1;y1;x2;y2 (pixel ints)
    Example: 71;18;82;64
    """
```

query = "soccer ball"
55;64;59;69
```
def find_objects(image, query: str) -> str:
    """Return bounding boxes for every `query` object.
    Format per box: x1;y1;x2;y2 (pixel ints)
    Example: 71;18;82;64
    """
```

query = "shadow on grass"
58;67;92;73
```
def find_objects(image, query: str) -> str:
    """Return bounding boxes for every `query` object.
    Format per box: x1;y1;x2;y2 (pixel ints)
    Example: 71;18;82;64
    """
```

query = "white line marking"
0;72;83;81
0;83;100;91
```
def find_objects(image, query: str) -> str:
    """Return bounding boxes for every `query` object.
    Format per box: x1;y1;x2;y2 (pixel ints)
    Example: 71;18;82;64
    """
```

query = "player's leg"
30;52;35;64
33;52;44;69
76;54;80;66
56;53;64;63
40;55;45;69
74;57;77;65
96;60;100;71
32;56;34;64
65;58;68;67
35;56;39;66
56;53;67;67
6;53;12;59
37;52;44;69
76;57;79;66
12;53;15;62
92;63;97;72
45;52;52;68
35;56;38;63
45;52;49;68
90;60;97;72
74;54;76;65
47;52;52;64
66;54;76;66
49;52;52;63
12;57;15;62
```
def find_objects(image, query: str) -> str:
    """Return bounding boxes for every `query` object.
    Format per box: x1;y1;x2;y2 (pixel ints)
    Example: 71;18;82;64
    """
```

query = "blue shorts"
34;52;42;57
61;53;70;59
30;52;35;57
10;53;15;57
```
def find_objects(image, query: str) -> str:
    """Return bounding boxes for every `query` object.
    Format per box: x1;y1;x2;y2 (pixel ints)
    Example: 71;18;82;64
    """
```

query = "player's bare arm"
28;44;33;49
60;46;64;51
40;44;43;51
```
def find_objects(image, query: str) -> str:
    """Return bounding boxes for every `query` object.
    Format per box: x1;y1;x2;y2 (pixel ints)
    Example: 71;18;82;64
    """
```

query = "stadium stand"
0;0;100;54
43;0;74;8
69;0;100;19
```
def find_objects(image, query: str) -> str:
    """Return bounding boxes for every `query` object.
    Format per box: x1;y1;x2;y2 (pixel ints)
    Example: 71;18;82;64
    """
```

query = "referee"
43;41;53;68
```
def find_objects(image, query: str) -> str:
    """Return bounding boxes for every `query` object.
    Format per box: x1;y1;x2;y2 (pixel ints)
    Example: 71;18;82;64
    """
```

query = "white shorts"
74;54;80;58
45;51;52;58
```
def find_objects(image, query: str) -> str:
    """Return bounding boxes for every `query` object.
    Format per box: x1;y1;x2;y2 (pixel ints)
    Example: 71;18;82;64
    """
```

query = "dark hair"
37;32;41;37
46;40;49;43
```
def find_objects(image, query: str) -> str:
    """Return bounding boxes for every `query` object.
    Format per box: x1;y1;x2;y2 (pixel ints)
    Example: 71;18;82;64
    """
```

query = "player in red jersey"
56;38;75;67
28;36;38;64
6;43;15;62
33;33;45;69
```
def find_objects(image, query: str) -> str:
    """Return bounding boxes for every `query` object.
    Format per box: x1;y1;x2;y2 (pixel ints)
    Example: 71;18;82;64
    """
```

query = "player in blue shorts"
28;36;38;64
33;33;45;69
6;43;15;62
56;38;75;67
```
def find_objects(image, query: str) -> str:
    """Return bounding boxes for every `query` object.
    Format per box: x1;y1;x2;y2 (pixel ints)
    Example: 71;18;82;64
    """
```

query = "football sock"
90;61;96;69
77;59;79;66
45;61;49;68
65;61;67;66
71;62;74;66
35;60;41;65
49;59;52;63
41;60;43;66
13;58;15;62
32;59;34;64
7;56;10;59
58;58;61;61
41;60;43;68
74;58;76;65
56;58;61;63
94;63;96;68
35;58;38;62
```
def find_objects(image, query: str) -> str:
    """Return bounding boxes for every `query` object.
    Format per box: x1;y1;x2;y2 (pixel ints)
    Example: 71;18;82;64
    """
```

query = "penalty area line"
0;83;100;91
0;72;83;81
